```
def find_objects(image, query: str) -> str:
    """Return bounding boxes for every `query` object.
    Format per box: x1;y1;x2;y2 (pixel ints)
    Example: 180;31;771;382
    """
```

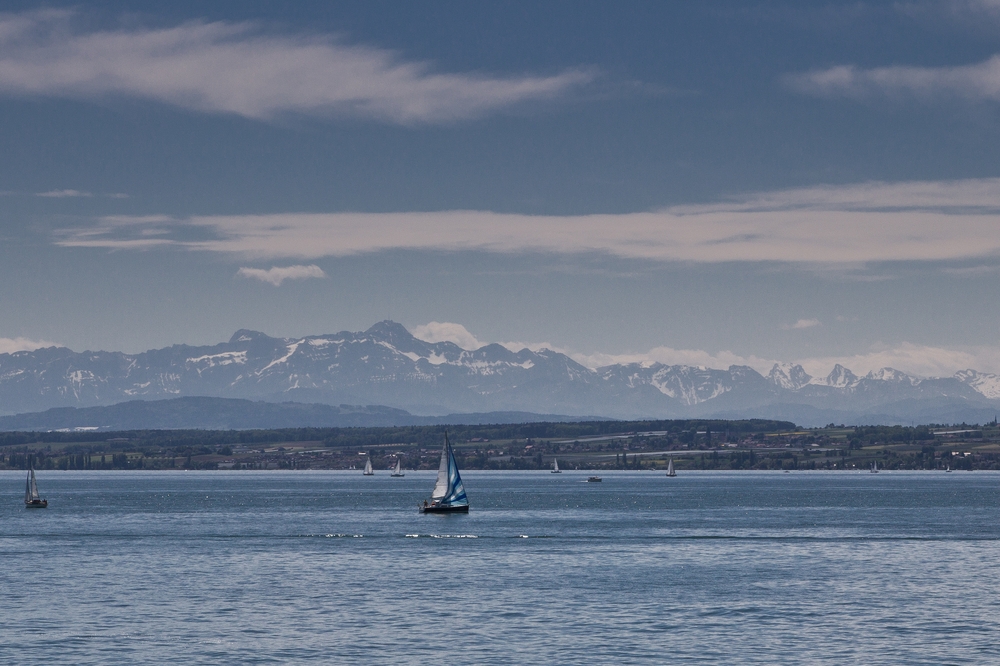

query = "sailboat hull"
419;504;469;513
24;499;47;508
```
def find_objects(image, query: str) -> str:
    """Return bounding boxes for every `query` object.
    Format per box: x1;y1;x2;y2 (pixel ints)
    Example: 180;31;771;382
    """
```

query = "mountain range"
1;320;998;427
0;397;594;431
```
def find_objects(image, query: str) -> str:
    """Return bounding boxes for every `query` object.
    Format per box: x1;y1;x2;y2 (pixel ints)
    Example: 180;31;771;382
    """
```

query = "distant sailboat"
24;467;47;508
666;457;676;477
363;457;374;476
391;458;405;477
870;461;879;474
551;458;561;473
420;433;469;513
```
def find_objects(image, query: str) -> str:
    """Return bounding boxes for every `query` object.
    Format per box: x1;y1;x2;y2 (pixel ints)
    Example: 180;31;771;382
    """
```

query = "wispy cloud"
787;54;1000;102
941;264;1000;276
782;318;821;330
36;189;91;198
0;10;593;124
237;264;325;286
54;177;1000;264
796;343;1000;378
406;323;1000;377
0;336;60;354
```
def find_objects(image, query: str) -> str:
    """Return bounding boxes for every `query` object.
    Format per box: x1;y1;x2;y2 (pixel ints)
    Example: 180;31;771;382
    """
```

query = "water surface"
1;470;998;664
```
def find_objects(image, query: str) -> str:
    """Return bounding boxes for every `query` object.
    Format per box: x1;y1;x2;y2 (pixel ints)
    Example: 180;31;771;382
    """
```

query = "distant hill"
0;320;998;426
0;396;601;431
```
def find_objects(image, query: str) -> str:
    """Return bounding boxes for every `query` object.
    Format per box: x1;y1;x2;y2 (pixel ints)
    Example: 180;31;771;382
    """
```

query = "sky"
2;0;1000;378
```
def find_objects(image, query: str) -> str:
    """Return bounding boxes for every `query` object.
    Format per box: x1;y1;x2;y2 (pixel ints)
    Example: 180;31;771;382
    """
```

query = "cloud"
787;54;1000;102
0;336;60;354
941;264;1000;276
36;189;91;198
411;322;484;350
407;322;1000;377
782;318;821;330
796;342;1000;378
54;177;1000;264
0;10;592;124
236;264;325;286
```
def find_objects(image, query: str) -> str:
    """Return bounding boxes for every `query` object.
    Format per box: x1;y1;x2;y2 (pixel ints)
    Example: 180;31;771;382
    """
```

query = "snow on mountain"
0;321;999;425
955;369;1000;400
865;367;918;385
810;364;860;389
768;363;812;390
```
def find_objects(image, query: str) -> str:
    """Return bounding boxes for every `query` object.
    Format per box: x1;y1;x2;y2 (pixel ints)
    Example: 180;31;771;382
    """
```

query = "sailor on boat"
24;467;48;508
420;433;469;513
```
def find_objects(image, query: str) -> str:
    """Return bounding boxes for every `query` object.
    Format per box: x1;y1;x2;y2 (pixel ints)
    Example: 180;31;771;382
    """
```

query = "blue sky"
2;1;1000;378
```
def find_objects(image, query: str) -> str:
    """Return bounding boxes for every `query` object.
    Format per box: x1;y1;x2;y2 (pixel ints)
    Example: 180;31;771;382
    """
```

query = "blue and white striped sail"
430;435;468;507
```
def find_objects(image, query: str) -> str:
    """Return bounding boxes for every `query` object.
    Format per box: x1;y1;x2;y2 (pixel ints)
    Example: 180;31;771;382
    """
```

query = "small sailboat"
24;467;47;508
551;458;561;473
870;461;879;474
391;458;405;477
946;465;952;472
666;457;676;477
420;433;469;513
363;457;374;476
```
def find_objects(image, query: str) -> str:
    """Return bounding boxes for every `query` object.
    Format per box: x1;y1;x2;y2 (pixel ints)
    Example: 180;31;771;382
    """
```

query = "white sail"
431;440;451;500
25;471;31;503
392;458;403;476
429;434;468;506
552;458;560;473
29;468;40;500
667;457;676;476
363;457;374;475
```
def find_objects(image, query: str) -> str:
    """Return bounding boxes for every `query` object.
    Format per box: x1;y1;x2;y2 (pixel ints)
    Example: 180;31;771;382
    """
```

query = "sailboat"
666;457;676;477
420;433;469;513
363;457;374;476
870;461;879;474
391;457;405;477
551;458;561;473
24;467;47;508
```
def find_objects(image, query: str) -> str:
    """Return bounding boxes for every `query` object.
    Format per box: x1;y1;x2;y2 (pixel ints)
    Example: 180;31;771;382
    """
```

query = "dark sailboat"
24;468;47;508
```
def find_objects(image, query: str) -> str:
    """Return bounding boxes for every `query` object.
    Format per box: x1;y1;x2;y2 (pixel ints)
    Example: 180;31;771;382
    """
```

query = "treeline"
0;419;795;453
5;451;139;470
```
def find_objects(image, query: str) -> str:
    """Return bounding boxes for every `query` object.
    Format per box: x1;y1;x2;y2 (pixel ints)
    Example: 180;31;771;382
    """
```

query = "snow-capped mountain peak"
767;363;812;390
865;367;918;385
811;363;860;389
955;369;1000;400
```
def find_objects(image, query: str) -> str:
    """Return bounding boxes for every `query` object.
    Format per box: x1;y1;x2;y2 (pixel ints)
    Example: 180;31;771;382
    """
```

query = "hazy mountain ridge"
0;321;997;426
0;397;597;431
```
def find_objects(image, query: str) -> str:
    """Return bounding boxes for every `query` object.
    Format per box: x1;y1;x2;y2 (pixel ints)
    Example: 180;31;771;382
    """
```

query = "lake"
1;470;998;664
